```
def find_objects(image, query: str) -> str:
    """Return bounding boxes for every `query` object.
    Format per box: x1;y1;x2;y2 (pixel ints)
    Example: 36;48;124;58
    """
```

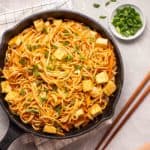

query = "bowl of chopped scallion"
108;4;146;40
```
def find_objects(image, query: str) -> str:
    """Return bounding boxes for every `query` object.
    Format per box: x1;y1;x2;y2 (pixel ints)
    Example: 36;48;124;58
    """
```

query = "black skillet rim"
0;9;124;139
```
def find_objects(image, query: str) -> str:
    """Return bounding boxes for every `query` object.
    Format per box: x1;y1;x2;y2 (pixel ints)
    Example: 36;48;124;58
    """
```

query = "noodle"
1;19;117;135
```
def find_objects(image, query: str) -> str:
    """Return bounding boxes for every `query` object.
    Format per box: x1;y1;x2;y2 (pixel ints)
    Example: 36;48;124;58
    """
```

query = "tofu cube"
103;80;116;96
96;38;108;48
34;19;44;32
1;81;11;93
5;91;18;102
9;36;22;46
9;37;17;46
15;36;22;46
75;108;84;118
90;31;97;37
43;125;56;134
45;21;50;27
53;48;66;60
91;87;103;98
53;19;62;26
82;80;94;92
89;104;102;117
96;71;109;84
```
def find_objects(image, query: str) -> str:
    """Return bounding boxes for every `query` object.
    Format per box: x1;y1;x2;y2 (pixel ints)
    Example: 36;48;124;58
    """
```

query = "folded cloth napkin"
0;0;73;36
16;120;112;150
33;120;112;150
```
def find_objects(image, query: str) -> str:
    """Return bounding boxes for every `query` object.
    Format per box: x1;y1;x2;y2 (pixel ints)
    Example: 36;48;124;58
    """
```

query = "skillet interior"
0;10;124;139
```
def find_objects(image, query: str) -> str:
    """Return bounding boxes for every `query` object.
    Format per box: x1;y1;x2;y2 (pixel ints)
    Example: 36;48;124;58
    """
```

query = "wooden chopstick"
101;85;150;150
95;72;150;150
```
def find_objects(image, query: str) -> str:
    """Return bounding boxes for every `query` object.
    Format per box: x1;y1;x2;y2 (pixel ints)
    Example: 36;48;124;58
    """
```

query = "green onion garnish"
99;16;107;19
65;55;73;61
63;41;69;46
93;3;100;8
105;1;110;6
111;0;117;2
54;105;62;115
32;64;40;77
19;88;26;96
112;6;143;37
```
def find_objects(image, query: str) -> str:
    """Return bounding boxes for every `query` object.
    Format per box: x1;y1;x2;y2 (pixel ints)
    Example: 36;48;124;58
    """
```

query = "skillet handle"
0;121;24;150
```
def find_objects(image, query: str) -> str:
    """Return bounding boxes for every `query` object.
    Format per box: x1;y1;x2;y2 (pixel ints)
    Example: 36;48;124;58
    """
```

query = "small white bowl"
108;4;146;40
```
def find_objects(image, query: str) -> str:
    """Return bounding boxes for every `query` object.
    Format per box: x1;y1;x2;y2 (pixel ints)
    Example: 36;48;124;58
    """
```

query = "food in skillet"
1;19;117;135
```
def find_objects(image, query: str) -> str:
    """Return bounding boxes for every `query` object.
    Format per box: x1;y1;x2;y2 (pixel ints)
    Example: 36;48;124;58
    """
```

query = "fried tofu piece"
33;19;45;32
96;38;108;48
103;80;116;96
1;81;11;93
43;125;56;134
95;71;109;84
45;21;50;27
91;87;103;98
82;80;94;92
53;19;62;26
5;91;18;102
53;48;67;60
75;108;84;118
90;31;97;37
89;104;102;117
9;36;22;46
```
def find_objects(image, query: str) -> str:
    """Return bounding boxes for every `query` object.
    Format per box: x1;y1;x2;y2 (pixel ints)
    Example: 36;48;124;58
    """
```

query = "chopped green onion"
64;33;70;36
32;45;40;50
44;50;49;58
27;98;32;101
99;16;107;19
26;109;39;113
52;45;58;49
65;55;73;61
19;57;27;65
63;29;69;33
105;1;110;6
79;54;85;61
42;27;48;34
46;66;53;71
105;0;117;6
74;32;78;36
54;105;62;115
19;88;26;96
40;97;48;103
26;44;40;51
93;3;100;8
74;45;80;53
63;41;69;46
63;30;70;36
26;44;32;51
32;64;40;77
74;65;82;70
112;6;143;37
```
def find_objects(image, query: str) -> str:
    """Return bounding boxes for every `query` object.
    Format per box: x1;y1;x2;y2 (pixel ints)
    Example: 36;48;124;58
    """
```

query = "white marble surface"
0;0;150;150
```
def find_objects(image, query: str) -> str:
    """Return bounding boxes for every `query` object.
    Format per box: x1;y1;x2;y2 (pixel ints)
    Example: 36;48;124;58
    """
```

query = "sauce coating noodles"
1;19;117;135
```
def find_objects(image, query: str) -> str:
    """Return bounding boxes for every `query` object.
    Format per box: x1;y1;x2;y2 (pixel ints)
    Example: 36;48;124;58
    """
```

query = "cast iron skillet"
0;10;124;150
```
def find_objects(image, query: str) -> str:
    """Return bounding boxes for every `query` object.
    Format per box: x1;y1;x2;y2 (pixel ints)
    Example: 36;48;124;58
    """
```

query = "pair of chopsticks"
95;72;150;150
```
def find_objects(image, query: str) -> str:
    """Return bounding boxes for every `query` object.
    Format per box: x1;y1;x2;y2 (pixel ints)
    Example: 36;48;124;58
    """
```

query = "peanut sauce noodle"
1;19;117;135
